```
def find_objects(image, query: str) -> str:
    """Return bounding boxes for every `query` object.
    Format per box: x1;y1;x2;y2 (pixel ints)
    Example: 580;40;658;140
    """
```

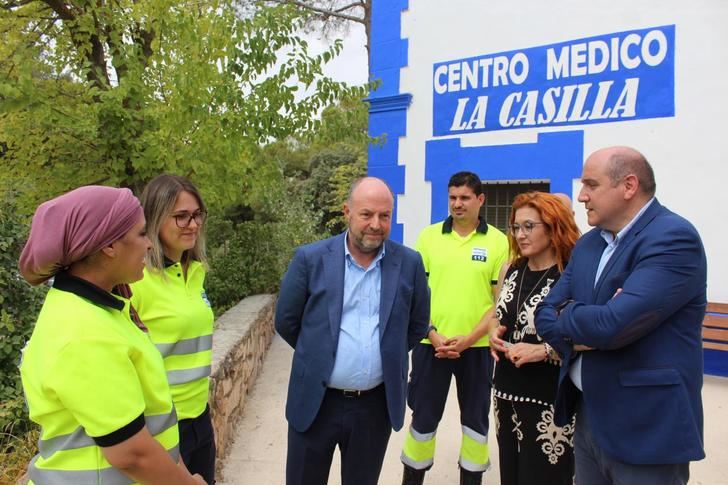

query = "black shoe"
402;464;426;485
459;467;483;485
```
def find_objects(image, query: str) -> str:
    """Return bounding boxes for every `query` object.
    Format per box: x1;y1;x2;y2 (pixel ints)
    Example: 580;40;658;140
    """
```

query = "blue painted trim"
425;131;585;223
367;94;413;113
704;349;728;377
368;0;409;242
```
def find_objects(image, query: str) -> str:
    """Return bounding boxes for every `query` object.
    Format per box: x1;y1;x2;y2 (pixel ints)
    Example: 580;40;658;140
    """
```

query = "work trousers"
574;399;689;485
179;404;216;484
286;384;391;485
403;344;492;472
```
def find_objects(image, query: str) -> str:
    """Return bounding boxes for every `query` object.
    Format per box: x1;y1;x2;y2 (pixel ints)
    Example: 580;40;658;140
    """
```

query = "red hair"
508;192;580;272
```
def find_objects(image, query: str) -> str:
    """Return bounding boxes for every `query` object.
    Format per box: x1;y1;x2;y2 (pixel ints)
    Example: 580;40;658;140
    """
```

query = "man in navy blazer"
536;146;706;484
275;177;430;485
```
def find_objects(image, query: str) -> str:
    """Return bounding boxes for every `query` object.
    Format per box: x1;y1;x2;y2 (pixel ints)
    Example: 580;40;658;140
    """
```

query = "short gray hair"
606;150;656;197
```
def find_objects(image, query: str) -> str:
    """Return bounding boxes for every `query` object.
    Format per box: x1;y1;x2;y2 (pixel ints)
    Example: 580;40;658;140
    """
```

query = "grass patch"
0;426;38;485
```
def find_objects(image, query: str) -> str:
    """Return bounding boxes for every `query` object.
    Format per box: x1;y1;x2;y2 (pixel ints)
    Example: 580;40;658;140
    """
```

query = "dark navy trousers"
574;398;690;485
286;384;391;485
179;404;216;484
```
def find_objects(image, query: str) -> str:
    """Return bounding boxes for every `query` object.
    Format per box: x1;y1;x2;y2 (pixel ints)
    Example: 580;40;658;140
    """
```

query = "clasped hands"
430;331;472;359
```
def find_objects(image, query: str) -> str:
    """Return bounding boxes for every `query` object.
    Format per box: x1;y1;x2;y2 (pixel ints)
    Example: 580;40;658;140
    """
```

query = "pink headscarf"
19;186;143;285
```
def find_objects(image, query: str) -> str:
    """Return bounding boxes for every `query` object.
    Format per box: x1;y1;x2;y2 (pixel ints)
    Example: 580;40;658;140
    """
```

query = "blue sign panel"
425;131;584;223
432;25;675;136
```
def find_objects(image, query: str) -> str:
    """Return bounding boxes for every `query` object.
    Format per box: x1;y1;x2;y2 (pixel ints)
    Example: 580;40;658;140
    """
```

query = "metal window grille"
480;180;551;233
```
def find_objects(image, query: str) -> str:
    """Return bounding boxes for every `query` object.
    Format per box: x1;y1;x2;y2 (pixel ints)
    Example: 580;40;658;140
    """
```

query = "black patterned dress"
492;259;575;485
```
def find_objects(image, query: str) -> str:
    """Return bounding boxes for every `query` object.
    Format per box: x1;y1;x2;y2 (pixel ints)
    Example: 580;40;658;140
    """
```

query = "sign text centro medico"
432;25;675;136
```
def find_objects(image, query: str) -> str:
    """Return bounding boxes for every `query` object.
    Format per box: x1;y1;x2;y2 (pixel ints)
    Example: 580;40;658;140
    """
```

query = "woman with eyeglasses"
130;174;216;484
488;192;580;485
19;186;205;484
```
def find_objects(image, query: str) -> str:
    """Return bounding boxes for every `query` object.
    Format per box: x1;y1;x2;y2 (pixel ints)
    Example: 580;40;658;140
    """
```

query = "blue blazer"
535;200;706;465
275;234;430;433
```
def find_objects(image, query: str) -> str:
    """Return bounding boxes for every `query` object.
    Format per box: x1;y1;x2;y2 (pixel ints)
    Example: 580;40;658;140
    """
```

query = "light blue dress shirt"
569;198;655;390
327;233;385;391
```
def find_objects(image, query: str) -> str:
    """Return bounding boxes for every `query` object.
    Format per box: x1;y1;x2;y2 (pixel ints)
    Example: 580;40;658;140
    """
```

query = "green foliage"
296;96;370;233
202;93;371;312
0;0;364;210
310;96;372;148
205;180;322;314
0;1;373;448
257;95;370;236
0;193;46;433
306;143;366;234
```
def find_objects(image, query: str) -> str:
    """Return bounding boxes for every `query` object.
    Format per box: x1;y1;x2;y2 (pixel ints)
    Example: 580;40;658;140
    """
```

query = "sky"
305;25;369;86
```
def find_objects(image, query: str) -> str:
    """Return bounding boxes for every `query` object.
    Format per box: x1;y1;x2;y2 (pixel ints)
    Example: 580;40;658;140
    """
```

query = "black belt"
327;383;384;398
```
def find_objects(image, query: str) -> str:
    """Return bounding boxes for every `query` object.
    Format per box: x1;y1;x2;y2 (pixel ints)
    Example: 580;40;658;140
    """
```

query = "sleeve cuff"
93;413;145;447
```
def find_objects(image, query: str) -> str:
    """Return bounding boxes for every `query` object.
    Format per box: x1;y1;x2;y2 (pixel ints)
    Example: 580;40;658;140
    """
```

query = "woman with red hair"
488;191;580;485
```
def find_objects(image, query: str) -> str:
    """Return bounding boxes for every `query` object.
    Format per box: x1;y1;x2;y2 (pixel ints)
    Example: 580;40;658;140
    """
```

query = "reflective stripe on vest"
167;365;211;386
38;409;177;458
155;334;212;358
29;445;179;484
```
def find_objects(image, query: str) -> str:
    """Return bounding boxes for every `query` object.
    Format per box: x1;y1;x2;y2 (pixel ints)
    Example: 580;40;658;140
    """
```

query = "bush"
0;193;46;434
305;143;366;235
205;183;322;315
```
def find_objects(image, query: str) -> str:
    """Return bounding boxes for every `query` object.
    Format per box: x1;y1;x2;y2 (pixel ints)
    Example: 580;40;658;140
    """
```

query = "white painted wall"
396;0;728;302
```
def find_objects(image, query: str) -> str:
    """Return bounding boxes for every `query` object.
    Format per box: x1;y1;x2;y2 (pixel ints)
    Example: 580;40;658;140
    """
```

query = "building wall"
368;0;728;302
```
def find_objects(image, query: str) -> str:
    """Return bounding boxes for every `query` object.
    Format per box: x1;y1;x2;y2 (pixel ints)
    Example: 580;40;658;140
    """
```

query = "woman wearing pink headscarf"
19;186;205;485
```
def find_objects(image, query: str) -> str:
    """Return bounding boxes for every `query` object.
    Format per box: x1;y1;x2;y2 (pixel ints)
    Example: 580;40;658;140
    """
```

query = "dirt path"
219;335;728;484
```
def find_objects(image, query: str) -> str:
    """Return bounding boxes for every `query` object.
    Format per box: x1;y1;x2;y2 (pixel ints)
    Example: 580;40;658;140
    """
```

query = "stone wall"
210;294;276;468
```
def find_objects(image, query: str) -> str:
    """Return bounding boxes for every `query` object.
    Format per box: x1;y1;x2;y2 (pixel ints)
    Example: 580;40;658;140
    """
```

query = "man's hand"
428;330;448;356
505;342;547;368
489;325;508;362
435;335;471;359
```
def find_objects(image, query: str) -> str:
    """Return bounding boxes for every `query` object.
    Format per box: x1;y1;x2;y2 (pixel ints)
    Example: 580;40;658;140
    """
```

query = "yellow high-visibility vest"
415;217;509;346
21;275;179;484
130;261;214;420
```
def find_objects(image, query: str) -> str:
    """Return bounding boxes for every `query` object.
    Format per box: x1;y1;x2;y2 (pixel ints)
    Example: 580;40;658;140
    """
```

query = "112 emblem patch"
472;247;487;262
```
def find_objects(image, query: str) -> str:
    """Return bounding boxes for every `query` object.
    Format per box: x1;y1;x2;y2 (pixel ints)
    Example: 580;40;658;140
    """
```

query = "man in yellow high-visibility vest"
401;172;508;485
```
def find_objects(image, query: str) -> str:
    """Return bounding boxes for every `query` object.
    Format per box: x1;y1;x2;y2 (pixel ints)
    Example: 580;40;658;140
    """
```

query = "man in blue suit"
275;176;430;485
536;146;706;484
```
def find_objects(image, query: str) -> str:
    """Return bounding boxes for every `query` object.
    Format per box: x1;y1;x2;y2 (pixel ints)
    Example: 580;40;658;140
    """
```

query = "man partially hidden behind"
535;146;707;484
275;176;430;485
401;171;509;485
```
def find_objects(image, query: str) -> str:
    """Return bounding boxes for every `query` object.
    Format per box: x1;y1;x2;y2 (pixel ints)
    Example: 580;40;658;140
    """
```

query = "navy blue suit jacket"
535;199;706;465
275;234;430;433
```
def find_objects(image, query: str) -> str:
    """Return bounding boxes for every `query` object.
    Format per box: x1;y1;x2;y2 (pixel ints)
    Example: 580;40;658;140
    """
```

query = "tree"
0;192;46;432
0;0;362;210
264;0;371;68
261;94;369;233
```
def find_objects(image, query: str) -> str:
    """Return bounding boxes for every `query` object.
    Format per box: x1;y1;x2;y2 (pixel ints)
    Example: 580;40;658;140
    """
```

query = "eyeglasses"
172;211;207;228
509;221;545;235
